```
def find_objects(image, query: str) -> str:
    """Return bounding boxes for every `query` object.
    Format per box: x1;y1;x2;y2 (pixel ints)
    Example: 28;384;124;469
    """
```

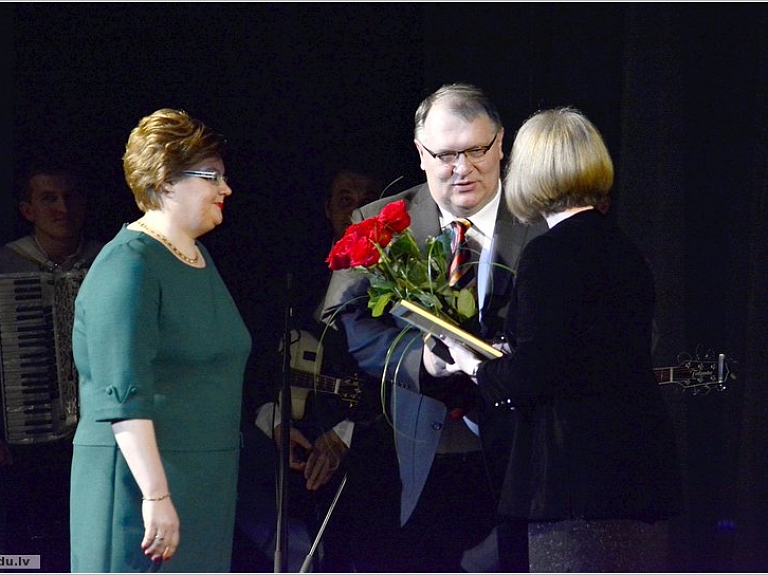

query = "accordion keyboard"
0;272;83;444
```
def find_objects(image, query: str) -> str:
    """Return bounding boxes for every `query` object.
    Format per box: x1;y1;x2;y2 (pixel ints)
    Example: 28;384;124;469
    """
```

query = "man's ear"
414;140;427;172
19;202;35;223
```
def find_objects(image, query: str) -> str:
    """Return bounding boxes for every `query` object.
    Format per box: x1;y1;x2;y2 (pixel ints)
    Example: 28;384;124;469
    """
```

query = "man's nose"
53;196;69;211
453;152;474;174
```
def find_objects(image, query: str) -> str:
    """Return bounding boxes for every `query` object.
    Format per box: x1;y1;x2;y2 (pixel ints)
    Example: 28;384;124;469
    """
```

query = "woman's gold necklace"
137;221;200;265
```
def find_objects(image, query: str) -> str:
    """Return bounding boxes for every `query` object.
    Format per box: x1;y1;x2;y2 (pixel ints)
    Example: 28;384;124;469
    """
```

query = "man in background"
0;164;102;272
234;167;383;572
0;162;103;572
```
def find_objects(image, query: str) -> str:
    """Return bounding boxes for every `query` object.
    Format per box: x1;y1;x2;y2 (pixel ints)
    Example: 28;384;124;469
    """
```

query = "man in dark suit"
321;83;546;572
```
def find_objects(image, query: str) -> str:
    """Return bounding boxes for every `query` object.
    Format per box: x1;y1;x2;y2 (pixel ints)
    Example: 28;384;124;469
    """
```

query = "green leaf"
457;288;477;319
353;226;483;326
369;292;393;317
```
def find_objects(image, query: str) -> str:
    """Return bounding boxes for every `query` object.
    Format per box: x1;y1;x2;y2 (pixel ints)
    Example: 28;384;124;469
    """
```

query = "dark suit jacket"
322;182;546;524
477;209;683;520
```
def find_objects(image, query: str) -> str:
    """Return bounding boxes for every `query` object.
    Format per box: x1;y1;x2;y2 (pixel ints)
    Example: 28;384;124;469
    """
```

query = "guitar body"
288;388;311;421
285;330;323;420
288;329;325;374
278;329;363;420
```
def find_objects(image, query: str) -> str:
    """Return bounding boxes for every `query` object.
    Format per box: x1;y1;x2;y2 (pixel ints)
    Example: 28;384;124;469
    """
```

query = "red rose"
346;235;380;268
326;236;353;270
356;218;394;250
378;199;410;233
326;218;394;270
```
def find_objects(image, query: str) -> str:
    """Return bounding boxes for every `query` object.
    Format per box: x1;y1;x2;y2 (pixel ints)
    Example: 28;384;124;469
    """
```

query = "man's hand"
304;430;349;491
423;334;483;379
422;334;457;377
439;336;483;378
273;424;314;471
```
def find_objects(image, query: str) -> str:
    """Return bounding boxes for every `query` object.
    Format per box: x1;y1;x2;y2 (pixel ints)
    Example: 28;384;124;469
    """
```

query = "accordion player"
0;164;103;569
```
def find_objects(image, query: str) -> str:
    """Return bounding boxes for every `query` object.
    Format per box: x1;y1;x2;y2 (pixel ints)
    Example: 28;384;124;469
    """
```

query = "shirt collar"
438;179;502;240
545;205;595;229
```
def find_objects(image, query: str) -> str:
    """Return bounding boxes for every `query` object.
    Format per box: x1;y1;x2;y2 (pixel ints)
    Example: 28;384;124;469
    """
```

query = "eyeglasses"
419;133;498;165
182;170;228;187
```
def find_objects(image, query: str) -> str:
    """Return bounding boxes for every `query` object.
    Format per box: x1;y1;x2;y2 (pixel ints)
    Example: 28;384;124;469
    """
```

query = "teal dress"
70;226;252;573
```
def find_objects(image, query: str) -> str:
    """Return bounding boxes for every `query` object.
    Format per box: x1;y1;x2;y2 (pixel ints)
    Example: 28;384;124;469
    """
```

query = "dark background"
4;3;768;572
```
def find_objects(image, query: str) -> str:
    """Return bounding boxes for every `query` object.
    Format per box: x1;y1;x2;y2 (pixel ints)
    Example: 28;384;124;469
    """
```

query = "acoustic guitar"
280;329;363;420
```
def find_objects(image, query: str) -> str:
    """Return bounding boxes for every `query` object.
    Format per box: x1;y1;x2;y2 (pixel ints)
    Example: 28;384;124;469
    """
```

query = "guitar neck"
291;369;348;396
654;366;695;386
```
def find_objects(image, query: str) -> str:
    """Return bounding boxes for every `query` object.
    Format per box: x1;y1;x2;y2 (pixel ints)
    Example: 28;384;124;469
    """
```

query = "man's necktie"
448;218;476;289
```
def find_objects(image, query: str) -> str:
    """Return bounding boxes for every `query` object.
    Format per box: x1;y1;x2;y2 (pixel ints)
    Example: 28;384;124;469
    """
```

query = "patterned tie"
448;218;476;289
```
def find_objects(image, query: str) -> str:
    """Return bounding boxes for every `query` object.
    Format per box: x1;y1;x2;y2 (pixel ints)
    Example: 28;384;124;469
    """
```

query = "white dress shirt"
437;180;502;321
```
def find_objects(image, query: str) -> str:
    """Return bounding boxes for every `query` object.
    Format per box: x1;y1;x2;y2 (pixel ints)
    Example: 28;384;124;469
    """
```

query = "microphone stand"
274;273;293;573
299;473;348;573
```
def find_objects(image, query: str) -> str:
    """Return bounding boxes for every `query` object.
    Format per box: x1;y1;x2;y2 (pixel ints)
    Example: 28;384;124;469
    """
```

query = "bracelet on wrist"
142;493;171;502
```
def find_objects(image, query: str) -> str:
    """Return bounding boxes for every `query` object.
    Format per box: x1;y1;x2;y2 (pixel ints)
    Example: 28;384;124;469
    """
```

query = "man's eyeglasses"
182;170;228;187
419;133;498;165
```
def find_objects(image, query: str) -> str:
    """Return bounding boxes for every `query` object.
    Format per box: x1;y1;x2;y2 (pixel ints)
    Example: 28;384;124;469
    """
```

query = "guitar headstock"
655;349;734;394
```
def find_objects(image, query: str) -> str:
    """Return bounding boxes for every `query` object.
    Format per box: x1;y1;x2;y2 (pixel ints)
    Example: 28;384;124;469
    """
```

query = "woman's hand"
141;496;180;562
112;419;180;563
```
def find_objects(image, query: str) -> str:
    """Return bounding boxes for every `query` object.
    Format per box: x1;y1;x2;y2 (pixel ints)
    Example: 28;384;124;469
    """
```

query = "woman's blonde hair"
504;107;613;223
123;108;226;211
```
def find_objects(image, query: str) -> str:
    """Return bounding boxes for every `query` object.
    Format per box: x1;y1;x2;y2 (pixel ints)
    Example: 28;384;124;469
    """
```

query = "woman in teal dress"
70;108;252;572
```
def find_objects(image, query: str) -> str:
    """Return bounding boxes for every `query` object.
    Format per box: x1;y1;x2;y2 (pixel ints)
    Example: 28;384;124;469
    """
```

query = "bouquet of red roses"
326;199;477;325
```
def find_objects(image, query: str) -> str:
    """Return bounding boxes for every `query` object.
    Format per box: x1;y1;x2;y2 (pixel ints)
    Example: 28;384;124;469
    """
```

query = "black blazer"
478;209;683;521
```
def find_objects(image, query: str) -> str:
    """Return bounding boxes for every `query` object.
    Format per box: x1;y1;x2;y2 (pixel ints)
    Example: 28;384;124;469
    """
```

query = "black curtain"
423;3;768;571
619;5;768;571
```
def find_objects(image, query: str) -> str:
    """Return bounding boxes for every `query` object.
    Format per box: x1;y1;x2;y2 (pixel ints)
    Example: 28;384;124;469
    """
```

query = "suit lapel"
481;203;543;337
407;184;442;246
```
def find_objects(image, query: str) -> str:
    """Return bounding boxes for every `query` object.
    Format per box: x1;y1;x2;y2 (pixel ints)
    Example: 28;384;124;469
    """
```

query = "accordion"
0;271;85;444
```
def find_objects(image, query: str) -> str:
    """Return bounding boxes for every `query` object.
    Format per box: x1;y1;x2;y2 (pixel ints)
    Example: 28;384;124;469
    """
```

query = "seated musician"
0;160;103;572
233;167;384;573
